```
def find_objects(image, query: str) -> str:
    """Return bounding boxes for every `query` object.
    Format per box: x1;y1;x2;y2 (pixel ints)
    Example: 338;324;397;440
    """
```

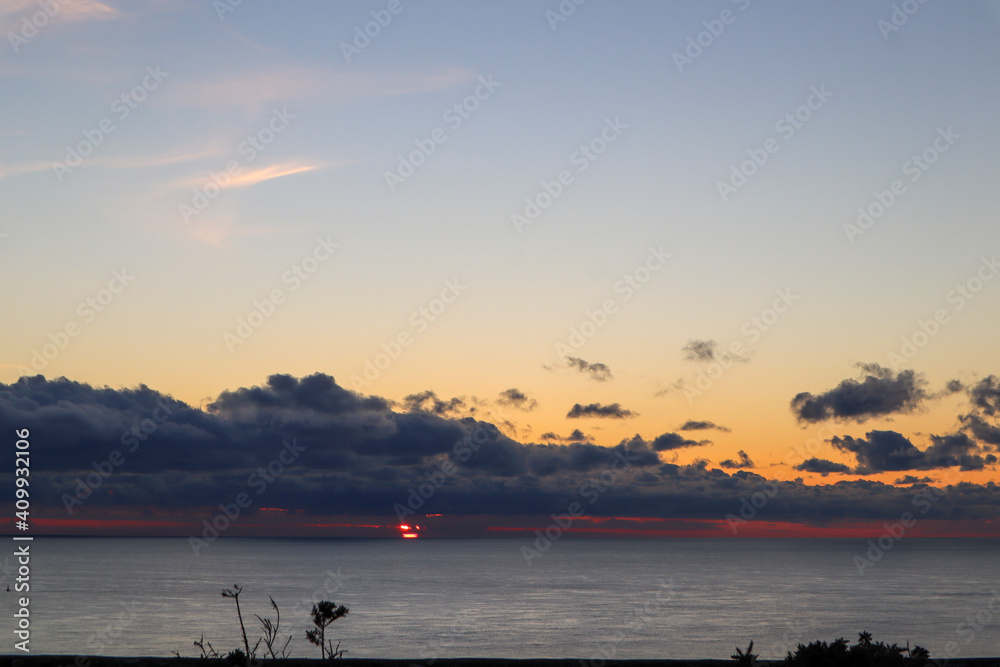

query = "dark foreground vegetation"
6;658;1000;667
3;585;999;666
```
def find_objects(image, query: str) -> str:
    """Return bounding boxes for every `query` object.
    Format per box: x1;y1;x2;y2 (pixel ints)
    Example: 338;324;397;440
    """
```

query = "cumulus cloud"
790;363;927;422
566;402;636;419
563;357;613;382
679;420;731;433
650;432;709;452
719;450;755;469
496;388;537;411
969;375;1000;416
682;340;718;361
961;414;1000;446
402;390;466;416
793;458;853;476
958;376;1000;446
539;429;591;443
895;475;934;485
831;429;988;473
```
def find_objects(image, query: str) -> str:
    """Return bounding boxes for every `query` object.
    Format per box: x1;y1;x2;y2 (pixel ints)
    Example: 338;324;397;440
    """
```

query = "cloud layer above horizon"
2;373;997;532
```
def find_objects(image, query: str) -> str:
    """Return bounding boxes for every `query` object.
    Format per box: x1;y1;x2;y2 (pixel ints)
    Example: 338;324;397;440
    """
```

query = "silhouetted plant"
255;596;293;659
305;600;349;659
785;638;849;667
225;648;247;666
193;634;219;660
329;639;347;661
784;631;930;666
731;640;758;666
221;585;251;657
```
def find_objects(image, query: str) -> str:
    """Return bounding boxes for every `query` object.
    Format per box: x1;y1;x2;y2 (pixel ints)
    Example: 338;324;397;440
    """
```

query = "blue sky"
2;1;1000;510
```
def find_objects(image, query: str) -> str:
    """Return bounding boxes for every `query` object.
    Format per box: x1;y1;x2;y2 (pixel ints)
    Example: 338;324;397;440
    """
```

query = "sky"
1;0;999;539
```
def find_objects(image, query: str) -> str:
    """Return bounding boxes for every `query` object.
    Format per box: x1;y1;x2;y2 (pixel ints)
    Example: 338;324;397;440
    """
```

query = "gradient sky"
2;1;1000;537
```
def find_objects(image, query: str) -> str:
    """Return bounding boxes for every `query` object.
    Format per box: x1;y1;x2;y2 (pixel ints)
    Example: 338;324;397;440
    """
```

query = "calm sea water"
3;537;999;660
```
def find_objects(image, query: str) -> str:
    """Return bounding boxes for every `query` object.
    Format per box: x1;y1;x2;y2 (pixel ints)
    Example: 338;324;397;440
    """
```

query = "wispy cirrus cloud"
0;0;119;30
163;66;477;115
164;160;345;196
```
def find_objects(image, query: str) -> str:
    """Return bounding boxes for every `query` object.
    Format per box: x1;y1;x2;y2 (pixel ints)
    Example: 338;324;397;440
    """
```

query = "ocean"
6;537;1000;660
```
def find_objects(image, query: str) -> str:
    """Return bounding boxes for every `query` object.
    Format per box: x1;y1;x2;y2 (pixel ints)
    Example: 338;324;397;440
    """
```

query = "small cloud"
958;376;1000;445
539;429;591;443
682;339;717;361
496;388;537;411
566;403;636;419
563;356;613;382
793;458;853;476
895;475;934;485
679;420;731;433
654;379;686;398
969;375;1000;416
403;391;465;416
790;363;927;423
229;162;323;187
682;339;750;364
650;432;708;451
719;450;755;469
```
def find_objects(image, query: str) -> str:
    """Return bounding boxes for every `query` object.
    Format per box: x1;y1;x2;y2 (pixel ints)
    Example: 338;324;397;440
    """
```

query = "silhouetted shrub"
732;641;758;666
305;600;349;660
783;632;930;666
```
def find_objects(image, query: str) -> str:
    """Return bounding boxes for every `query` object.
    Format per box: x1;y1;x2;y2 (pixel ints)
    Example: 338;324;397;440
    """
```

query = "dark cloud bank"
787;366;999;478
1;373;997;531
